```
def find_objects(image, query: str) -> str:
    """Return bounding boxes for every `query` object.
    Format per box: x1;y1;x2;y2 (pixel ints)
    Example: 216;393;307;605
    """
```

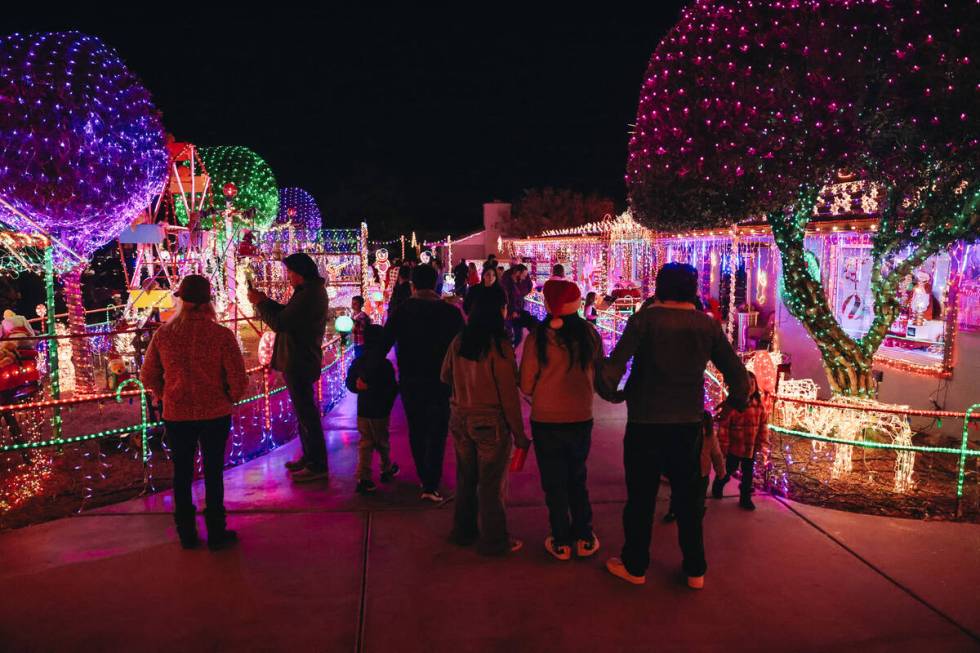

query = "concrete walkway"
1;394;979;652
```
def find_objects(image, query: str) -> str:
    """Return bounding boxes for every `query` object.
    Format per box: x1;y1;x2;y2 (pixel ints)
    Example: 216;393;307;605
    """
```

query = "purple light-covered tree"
278;188;322;231
628;0;979;395
0;32;168;393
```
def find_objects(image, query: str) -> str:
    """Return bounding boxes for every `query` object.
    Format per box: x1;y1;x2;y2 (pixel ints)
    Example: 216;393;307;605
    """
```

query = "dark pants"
508;309;534;347
450;410;512;555
167;415;231;522
284;371;328;472
725;454;755;497
532;420;594;545
621;422;707;578
400;380;450;492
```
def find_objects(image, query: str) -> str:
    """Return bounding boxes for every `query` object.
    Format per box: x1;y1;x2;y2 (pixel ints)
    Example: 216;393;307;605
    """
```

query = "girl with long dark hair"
519;280;602;560
463;266;505;316
441;294;529;555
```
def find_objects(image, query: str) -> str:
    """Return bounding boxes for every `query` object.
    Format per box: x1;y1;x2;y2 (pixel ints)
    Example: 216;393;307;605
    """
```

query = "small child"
712;371;770;510
345;324;399;494
663;411;725;523
350;295;371;358
584;292;598;325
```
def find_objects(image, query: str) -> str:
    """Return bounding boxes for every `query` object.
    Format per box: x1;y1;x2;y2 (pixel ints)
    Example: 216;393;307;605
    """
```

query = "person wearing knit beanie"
248;251;330;483
282;253;322;281
542;279;581;329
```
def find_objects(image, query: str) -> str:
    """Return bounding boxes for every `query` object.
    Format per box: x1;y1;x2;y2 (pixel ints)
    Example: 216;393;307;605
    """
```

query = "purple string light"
0;32;168;270
278;187;322;231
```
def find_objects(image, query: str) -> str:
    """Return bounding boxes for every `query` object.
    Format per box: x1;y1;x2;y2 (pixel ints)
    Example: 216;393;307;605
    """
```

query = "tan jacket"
519;327;601;423
440;335;526;440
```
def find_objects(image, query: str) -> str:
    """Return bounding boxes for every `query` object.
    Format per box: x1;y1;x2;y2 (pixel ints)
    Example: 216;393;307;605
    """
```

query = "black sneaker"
208;530;238;551
380;462;400;483
284;457;307;472
356;479;377;494
711;477;727;499
739;496;756;511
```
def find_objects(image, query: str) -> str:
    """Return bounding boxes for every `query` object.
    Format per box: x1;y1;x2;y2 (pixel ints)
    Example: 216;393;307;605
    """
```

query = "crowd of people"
141;252;767;590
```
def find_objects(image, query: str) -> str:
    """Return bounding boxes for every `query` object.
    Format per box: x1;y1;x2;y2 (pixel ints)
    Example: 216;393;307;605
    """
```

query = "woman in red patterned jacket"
712;371;769;511
141;275;248;550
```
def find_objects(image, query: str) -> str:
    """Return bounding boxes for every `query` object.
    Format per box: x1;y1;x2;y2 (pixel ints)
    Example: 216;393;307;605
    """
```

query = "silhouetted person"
602;263;748;590
384;264;464;502
249;253;330;483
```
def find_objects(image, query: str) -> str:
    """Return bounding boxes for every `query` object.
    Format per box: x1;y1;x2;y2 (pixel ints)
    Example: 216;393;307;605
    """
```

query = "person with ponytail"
140;275;248;551
519;280;602;561
441;294;529;555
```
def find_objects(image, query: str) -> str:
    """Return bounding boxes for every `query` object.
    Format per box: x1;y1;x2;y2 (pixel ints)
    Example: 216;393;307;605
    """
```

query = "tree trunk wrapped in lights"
626;1;979;396
62;265;98;395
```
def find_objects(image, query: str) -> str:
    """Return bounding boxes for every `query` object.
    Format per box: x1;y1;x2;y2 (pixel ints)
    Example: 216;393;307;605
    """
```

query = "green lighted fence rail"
0;339;344;456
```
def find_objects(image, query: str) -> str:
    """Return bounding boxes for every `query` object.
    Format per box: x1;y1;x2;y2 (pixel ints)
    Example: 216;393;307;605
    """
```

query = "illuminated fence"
528;294;980;517
0;335;349;520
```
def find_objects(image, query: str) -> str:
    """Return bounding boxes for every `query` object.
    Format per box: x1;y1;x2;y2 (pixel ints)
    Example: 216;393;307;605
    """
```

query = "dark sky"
7;5;687;239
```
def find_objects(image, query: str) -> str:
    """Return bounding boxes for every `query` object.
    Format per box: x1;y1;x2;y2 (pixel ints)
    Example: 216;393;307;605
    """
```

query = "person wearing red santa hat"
519;279;602;561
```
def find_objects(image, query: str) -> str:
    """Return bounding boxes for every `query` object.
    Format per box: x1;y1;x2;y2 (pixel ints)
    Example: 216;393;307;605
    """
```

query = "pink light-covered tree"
628;0;978;395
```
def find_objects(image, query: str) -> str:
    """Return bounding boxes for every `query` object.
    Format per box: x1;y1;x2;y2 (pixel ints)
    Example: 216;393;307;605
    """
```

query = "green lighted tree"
627;0;979;395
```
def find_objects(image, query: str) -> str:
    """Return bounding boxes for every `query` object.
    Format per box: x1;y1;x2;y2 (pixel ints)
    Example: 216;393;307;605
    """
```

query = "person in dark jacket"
248;253;330;483
452;260;469;297
384;264;464;502
346;324;399;494
500;264;532;347
602;262;749;590
463;267;506;316
387;264;413;317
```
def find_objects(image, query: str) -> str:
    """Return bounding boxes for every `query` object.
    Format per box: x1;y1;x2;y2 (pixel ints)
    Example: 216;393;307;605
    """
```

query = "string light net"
626;0;978;229
199;146;278;231
0;32;168;271
277;187;322;231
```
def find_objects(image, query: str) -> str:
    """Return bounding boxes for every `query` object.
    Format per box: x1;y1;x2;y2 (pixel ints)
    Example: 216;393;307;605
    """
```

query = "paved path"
1;394;979;652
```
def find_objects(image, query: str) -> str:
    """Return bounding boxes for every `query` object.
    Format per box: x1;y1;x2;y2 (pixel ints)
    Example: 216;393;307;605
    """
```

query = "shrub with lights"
198;145;278;231
278;187;322;231
627;0;979;396
0;31;168;394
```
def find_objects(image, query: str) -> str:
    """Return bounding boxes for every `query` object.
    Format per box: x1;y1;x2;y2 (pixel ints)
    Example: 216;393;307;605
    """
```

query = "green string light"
0;346;342;454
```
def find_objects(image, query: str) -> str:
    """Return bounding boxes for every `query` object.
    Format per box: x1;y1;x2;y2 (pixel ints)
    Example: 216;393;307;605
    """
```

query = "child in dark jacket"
345;324;399;494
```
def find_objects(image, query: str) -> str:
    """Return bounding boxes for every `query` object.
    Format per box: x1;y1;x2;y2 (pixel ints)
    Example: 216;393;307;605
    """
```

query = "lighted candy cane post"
0;32;168;395
627;1;979;397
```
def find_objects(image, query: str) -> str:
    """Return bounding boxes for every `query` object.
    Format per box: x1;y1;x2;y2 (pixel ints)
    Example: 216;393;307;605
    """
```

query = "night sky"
6;6;687;239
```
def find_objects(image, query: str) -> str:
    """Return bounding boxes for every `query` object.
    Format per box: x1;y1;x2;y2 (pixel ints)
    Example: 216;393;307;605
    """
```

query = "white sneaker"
545;536;572;561
606;557;646;585
576;534;600;558
420;490;444;503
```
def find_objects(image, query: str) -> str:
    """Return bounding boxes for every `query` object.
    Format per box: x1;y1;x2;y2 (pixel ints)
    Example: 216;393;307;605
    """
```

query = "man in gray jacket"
602;263;748;589
249;253;330;482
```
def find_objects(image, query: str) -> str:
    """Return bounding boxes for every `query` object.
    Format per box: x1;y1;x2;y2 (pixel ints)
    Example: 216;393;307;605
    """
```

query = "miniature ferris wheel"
119;139;216;319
